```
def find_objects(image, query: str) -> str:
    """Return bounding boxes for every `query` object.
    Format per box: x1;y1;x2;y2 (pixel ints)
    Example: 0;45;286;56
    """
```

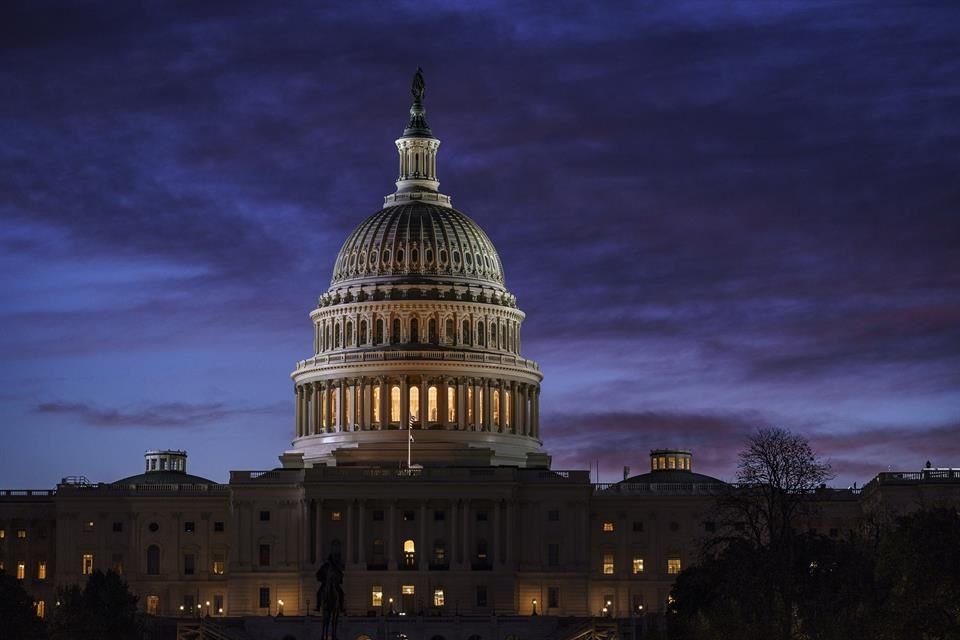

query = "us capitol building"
3;72;958;640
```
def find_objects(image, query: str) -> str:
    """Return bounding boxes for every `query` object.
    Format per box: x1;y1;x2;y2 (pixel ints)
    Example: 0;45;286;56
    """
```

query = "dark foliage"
0;570;47;640
49;570;139;640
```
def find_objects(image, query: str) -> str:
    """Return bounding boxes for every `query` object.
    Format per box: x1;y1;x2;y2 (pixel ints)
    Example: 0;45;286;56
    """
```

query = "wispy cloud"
34;400;285;429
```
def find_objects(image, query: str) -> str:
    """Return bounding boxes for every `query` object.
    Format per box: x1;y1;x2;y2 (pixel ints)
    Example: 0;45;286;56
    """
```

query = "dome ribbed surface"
330;203;505;289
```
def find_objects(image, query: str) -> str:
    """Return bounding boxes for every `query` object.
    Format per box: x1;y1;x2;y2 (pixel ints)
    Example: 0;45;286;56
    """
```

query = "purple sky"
2;1;958;488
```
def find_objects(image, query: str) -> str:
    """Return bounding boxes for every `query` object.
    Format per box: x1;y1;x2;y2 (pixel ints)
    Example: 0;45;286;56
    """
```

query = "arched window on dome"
428;318;437;344
392;319;401;344
477;322;485;346
335;323;341;348
428;386;438;423
462;320;471;345
346;321;353;347
372;386;381;425
360;320;368;346
447;386;456;423
410;318;419;344
445;319;454;344
492;389;501;427
409;386;420;425
390;386;401;423
375;318;384;344
490;323;498;349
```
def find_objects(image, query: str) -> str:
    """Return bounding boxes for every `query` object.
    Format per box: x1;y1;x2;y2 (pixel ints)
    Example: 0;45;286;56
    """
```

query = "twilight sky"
2;1;958;488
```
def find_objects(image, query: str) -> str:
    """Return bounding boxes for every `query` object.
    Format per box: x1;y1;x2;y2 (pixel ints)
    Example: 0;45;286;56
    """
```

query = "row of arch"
314;311;521;355
294;377;540;439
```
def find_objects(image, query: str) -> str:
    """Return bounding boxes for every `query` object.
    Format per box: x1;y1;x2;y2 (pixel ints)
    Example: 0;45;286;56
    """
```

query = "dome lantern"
384;68;452;209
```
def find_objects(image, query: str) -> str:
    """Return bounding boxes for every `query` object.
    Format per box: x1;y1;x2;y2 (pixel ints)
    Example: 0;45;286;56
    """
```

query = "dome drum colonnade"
289;69;544;467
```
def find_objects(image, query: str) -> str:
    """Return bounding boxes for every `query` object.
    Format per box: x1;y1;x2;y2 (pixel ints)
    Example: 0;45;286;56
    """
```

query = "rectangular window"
112;522;123;533
476;585;488;607
259;511;270;522
373;510;384;521
36;600;45;619
183;594;194;612
433;588;445;607
259;545;270;567
17;561;26;580
0;529;4;539
37;560;47;580
476;510;488;522
17;529;27;539
112;554;123;574
548;586;559;609
146;595;159;615
258;588;270;609
184;554;195;575
331;511;342;522
602;552;614;575
602;521;615;532
214;521;225;532
402;584;415;595
213;594;224;615
547;510;559;522
212;553;225;575
403;510;415;521
632;556;644;574
184;521;195;533
632;521;643;533
371;585;383;607
667;558;682;574
82;553;94;575
547;543;559;567
434;510;445;521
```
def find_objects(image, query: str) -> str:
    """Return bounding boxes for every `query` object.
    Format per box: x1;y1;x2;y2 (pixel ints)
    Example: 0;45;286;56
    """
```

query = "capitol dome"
287;70;545;469
330;202;507;292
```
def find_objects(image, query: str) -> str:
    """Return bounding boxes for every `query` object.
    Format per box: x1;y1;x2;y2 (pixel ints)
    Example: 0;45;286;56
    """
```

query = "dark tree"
873;507;960;640
49;570;139;640
0;569;47;640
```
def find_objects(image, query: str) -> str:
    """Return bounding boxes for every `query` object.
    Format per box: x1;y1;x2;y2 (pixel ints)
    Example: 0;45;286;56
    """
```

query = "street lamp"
531;598;538;616
277;599;285;616
179;605;185;616
205;601;210;617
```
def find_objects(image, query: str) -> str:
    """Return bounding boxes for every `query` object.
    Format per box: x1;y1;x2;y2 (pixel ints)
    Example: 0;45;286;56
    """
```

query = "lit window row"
601;555;679;575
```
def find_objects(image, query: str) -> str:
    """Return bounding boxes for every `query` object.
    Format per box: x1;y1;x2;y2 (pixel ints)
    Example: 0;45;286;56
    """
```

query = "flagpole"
407;414;413;469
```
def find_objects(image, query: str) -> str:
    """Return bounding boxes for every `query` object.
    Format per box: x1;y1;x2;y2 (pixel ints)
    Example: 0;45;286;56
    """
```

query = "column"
419;503;427;569
473;380;481;431
533;388;540;439
346;500;355;566
358;500;366;565
388;502;397;570
482;379;492;432
313;383;322;435
419;376;428;428
499;381;508;434
400;376;409;430
457;378;467;431
494;500;502;565
361;379;371;431
440;378;449;430
337;379;347;432
320;383;328;432
294;386;302;437
379;378;388;430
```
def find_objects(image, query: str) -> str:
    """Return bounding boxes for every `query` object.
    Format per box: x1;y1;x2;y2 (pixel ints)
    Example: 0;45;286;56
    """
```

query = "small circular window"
149;522;159;532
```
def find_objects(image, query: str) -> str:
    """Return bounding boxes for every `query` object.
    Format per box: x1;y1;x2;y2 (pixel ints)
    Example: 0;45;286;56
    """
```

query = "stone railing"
294;349;540;372
56;483;229;495
593;482;729;496
0;489;57;497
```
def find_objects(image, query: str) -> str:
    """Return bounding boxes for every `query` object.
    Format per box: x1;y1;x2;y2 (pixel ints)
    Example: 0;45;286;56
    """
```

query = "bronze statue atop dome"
412;67;425;102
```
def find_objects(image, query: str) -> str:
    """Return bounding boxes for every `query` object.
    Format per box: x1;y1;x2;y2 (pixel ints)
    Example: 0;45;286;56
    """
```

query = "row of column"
311;498;512;570
314;312;521;356
295;377;540;440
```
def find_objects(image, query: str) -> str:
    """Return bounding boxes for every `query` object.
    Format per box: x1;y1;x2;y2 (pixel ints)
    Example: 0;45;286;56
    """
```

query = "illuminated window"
668;558;682;574
37;560;47;580
372;386;381;423
402;584;415;595
409;386;420;423
17;529;27;539
669;457;676;469
36;600;45;619
491;389;500;425
371;585;383;607
82;553;94;575
658;456;666;470
602;521;615;532
505;390;511;428
403;539;416;568
632;556;644;574
16;561;26;580
433;588;445;607
212;553;225;575
0;529;5;539
147;595;159;615
447;386;456;422
428;386;438;421
390;386;401;422
652;458;658;470
0;561;4;571
331;511;342;521
602;553;614;575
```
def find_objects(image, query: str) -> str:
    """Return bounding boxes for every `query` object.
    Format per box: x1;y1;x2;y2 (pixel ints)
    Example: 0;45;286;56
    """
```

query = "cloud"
34;400;284;429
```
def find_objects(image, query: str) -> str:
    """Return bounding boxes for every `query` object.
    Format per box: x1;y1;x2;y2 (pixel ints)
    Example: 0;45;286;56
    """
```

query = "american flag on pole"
409;414;416;442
